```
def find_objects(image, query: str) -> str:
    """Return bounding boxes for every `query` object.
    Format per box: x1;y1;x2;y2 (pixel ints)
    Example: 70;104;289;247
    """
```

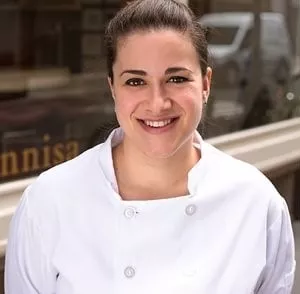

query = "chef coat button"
124;266;135;278
185;204;197;216
124;207;136;219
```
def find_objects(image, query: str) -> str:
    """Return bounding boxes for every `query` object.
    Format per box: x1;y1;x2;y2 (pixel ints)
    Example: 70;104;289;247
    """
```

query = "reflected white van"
199;12;292;88
199;12;293;134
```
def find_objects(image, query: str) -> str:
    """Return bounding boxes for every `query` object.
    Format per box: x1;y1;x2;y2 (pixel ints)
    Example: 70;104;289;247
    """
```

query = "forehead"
114;29;200;72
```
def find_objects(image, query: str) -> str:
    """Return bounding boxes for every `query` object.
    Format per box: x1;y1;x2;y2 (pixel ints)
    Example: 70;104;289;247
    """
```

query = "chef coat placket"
114;202;141;293
112;196;199;294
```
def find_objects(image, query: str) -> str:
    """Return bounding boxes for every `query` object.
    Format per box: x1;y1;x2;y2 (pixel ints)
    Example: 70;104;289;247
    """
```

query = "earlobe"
203;93;208;104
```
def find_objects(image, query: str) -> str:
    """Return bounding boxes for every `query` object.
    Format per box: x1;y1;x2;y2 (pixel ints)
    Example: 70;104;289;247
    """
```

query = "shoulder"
202;141;273;188
36;142;103;185
201;141;287;222
23;143;108;218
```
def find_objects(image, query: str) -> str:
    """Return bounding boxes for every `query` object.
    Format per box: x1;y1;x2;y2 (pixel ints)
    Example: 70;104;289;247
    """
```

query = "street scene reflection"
0;0;299;183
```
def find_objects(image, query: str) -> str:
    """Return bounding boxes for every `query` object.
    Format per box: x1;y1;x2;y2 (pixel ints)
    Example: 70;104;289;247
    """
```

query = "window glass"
195;1;296;139
206;26;239;46
0;0;298;184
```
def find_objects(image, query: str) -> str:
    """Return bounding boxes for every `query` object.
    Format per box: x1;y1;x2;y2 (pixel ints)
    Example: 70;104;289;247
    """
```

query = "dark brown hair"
104;0;208;83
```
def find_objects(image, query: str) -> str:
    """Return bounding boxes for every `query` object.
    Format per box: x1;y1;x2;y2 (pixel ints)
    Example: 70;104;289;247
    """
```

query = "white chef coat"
5;128;296;294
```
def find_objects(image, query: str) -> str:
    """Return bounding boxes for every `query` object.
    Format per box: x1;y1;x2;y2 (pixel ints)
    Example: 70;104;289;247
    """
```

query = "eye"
125;78;145;86
168;76;189;83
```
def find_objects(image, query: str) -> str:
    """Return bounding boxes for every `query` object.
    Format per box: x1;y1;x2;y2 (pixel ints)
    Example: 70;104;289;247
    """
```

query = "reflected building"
0;0;122;73
0;0;123;183
0;0;299;183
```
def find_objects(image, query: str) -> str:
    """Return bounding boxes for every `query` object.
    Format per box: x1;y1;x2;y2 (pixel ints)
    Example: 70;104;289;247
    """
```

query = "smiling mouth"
138;117;179;128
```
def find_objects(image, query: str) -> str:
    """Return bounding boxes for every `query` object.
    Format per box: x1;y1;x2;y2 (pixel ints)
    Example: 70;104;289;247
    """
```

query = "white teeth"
144;119;172;128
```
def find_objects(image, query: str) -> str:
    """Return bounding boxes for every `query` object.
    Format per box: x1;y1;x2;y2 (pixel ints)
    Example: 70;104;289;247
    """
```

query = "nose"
147;84;171;114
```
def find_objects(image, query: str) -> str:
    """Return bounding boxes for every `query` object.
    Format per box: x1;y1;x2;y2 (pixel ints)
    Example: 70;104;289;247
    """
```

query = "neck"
112;135;200;200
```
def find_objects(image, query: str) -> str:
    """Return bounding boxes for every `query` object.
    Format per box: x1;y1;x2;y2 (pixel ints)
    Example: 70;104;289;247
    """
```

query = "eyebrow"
165;67;192;75
120;70;146;77
120;67;192;77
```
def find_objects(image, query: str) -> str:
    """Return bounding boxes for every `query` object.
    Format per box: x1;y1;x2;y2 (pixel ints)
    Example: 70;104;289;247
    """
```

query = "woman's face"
109;29;212;159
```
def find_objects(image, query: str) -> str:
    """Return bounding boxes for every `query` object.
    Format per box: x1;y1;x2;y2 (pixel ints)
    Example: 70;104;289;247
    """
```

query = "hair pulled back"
105;0;208;83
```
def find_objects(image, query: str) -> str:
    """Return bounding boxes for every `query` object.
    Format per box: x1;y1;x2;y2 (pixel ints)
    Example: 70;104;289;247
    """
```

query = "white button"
185;204;197;216
124;207;136;219
124;266;135;278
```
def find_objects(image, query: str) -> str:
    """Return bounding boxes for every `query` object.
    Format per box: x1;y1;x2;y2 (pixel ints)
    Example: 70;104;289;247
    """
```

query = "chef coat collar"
98;128;208;198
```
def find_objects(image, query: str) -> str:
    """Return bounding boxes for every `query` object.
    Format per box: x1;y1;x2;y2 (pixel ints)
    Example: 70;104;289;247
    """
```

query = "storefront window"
191;0;298;138
0;0;119;183
206;26;239;45
0;0;299;183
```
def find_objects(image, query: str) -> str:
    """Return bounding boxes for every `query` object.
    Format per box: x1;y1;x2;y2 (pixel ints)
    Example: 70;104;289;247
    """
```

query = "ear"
202;67;212;103
107;76;116;100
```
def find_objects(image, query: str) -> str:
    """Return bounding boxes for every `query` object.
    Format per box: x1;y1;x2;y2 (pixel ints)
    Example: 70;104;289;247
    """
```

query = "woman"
5;0;295;293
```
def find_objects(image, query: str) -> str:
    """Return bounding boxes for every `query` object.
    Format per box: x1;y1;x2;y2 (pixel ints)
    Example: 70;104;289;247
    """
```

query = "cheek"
174;87;203;114
114;86;148;118
114;94;138;121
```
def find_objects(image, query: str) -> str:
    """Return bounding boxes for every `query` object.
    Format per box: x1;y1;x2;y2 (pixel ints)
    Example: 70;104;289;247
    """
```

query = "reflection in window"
206;26;239;46
22;0;79;9
240;29;252;50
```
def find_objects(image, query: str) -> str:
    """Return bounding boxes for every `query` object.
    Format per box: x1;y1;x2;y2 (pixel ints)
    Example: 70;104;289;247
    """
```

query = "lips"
143;119;172;128
138;117;179;128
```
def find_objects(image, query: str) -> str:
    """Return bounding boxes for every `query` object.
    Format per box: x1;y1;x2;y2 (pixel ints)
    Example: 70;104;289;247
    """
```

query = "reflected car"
199;12;293;137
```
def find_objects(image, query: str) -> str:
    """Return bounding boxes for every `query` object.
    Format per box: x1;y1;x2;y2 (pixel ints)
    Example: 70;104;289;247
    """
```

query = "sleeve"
5;187;57;294
256;197;296;294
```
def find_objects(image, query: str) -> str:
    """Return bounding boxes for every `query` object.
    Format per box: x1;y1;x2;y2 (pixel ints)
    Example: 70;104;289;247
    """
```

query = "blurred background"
0;0;299;184
0;0;300;292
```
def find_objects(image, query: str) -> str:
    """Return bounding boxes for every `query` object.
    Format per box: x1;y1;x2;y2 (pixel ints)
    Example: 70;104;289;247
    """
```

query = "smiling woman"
5;1;295;294
109;29;211;161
